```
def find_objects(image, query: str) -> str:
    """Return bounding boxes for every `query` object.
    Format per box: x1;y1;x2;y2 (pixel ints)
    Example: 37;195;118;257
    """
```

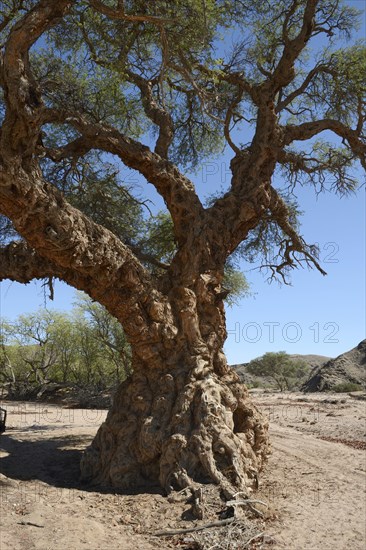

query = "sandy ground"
0;391;365;549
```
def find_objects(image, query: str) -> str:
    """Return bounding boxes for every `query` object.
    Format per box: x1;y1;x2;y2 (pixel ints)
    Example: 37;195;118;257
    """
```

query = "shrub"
331;382;364;393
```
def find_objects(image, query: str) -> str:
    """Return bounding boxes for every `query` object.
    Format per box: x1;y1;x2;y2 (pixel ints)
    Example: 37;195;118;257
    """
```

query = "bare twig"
243;531;265;548
226;499;268;507
18;521;44;528
154;517;235;536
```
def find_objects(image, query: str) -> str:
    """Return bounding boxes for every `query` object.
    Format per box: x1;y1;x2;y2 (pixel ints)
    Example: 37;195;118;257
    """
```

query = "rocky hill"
302;340;366;392
289;354;330;369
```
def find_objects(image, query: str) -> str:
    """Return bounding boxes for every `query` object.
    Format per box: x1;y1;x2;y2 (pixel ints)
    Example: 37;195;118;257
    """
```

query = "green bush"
332;382;364;393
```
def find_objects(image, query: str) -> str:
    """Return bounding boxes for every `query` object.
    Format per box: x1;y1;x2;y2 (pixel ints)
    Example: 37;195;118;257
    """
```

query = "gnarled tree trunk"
81;272;270;498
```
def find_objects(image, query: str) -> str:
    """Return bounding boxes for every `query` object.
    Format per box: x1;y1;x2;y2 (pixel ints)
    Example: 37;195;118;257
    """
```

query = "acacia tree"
247;352;309;391
74;292;132;382
0;1;364;498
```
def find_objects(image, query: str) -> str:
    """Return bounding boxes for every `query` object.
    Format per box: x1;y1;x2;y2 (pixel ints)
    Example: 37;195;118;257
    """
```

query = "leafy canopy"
0;0;364;285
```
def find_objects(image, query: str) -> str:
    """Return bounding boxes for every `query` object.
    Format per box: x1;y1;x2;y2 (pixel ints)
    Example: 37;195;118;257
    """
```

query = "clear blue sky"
0;1;365;364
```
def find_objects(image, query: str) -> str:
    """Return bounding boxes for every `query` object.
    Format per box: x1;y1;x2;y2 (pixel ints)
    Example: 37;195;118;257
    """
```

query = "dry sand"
0;391;365;549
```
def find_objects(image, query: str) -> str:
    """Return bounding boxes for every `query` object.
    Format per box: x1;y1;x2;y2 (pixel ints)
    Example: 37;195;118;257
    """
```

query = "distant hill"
302;340;366;392
232;353;330;389
288;354;330;369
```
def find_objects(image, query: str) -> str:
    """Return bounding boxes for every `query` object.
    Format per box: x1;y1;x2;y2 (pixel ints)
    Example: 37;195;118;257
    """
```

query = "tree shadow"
0;432;87;487
0;432;163;496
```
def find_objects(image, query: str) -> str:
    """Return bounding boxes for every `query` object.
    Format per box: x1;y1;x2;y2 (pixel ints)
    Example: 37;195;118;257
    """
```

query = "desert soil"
0;391;365;549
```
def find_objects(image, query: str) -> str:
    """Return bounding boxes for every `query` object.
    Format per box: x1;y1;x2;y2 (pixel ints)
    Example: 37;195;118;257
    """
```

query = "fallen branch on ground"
18;521;44;528
243;531;265;548
226;499;268;507
153;517;235;536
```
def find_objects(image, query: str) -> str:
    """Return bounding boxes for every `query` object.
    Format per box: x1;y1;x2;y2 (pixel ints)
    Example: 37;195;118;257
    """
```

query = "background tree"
0;299;132;396
0;1;364;501
2;311;62;390
247;352;309;391
74;292;132;382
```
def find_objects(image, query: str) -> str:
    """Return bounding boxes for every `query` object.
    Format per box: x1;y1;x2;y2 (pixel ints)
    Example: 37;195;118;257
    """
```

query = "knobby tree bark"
0;0;364;499
81;274;269;497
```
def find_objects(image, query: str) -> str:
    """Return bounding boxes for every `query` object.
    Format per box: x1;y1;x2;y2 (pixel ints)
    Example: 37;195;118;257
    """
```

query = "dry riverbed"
0;391;365;549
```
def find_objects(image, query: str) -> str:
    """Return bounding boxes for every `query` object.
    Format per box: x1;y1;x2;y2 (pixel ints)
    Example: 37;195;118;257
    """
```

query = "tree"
0;1;364;500
4;310;62;387
247;352;309;391
0;301;132;394
1;310;73;397
74;292;132;382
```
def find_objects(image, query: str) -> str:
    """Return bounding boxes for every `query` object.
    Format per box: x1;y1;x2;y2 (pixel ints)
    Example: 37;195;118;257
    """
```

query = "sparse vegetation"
247;352;310;391
331;382;364;393
0;294;131;400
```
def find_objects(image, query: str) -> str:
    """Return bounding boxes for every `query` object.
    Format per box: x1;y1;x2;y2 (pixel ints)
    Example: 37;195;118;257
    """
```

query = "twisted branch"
41;108;204;246
283;119;366;171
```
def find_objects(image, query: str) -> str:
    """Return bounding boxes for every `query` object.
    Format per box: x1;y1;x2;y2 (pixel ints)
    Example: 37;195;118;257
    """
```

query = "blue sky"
0;0;365;364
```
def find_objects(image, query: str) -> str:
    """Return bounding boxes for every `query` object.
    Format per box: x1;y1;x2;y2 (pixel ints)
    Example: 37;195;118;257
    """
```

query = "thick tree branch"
126;243;169;271
45;136;92;164
283;119;366;170
0;172;150;294
0;240;96;303
0;239;168;307
266;0;317;95
0;166;177;350
41;109;204;245
0;51;4;87
124;71;174;158
0;1;26;36
0;241;66;284
0;0;74;156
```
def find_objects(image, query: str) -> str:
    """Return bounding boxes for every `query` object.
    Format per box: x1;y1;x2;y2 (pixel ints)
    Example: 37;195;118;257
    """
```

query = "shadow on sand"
0;429;163;497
